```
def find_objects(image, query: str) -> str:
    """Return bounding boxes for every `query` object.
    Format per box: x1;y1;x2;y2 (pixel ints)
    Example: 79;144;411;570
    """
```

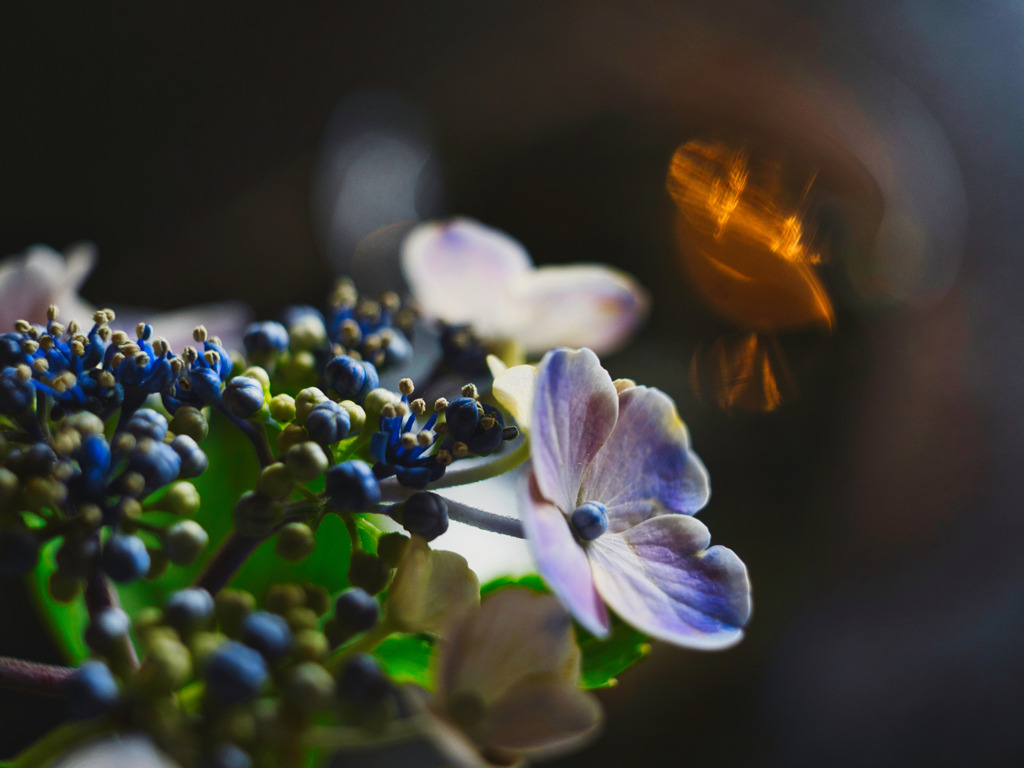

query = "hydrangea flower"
401;218;649;357
501;347;751;649
422;588;601;767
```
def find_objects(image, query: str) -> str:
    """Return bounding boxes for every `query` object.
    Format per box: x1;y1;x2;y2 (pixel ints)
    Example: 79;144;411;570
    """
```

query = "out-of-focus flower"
387;535;479;634
499;347;751;649
401;218;649;358
0;244;250;352
51;735;181;768
423;588;601;767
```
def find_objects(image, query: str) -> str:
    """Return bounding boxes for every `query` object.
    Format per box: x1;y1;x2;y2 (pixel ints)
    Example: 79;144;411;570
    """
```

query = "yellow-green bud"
276;424;308;455
275;522;316;562
215;590;256;638
295;387;328;425
242;365;271;391
285;442;328;482
363;388;400;429
164;520;209;565
169;406;209;442
286;606;321;633
293;628;328;662
137;635;192;693
283;662;336;713
339;400;365;435
269;393;297;423
257;462;294;501
160;481;201;516
48;571;81;603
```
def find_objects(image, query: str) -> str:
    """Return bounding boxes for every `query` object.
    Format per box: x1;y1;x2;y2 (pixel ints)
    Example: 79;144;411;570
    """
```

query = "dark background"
3;1;1023;765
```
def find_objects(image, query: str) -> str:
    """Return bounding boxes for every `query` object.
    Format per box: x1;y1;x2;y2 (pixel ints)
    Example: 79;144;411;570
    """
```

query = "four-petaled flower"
504;347;751;648
401;218;649;357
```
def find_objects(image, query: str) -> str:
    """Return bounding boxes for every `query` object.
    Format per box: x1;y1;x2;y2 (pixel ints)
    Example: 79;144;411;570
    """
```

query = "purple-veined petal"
531;348;618;513
581;386;710;532
520;475;609;638
508;264;649;355
479;678;602;755
588;515;751;649
401;218;531;337
437;588;584;707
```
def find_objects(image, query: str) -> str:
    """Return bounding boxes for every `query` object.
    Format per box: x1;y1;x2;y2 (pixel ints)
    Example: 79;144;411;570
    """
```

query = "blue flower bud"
128;438;182;491
325;460;380;512
336;653;390;707
101;533;151;582
14;443;58;477
333;588;379;635
0;366;35;415
570;501;609;541
124;408;168;442
84;607;131;653
222;376;265;420
240;611;293;662
465;403;506;456
171;435;208;478
243;321;289;355
202;744;253;768
323;356;379;403
65;660;119;719
444;397;480;442
205;641;268;704
164;587;215;631
397;492;449;542
304;400;351;446
0;334;22;367
380;329;412;368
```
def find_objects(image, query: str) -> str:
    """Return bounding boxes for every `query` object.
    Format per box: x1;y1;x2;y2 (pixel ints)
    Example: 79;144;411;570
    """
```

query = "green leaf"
479;574;650;689
578;617;650;690
373;633;435;689
27;537;89;664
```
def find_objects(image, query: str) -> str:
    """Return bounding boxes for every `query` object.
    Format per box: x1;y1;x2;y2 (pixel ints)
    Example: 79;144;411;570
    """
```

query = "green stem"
325;619;395;674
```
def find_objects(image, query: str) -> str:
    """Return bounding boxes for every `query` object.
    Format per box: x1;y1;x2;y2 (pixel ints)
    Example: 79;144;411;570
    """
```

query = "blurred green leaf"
27;537;89;665
373;633;435;689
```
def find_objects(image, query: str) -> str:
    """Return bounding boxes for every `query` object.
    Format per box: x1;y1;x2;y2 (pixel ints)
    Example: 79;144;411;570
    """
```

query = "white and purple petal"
520;476;609;638
588;515;751;649
400;218;531;338
581;386;710;532
508;264;650;355
531;348;618;513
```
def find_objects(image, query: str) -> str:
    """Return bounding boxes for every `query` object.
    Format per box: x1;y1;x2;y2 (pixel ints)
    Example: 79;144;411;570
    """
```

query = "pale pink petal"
129;302;253;354
581;386;710;532
480;679;602;755
401;218;531;338
438;588;585;706
508;265;649;355
588;515;751;649
0;244;95;329
520;476;609;638
531;348;618;512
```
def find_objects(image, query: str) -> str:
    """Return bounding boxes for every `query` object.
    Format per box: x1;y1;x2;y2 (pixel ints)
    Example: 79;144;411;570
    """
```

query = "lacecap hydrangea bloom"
401;218;649;358
496;347;752;648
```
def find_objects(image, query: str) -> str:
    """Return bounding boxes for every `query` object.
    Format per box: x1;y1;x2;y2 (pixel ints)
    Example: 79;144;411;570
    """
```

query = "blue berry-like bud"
202;744;253;768
222;376;265;420
398;492;449;542
84;607;131;653
171;435;208;478
243;321;289;355
443;397;480;442
381;330;412;368
128;438;182;491
336;653;390;706
205;641;268;704
0;334;22;367
15;443;59;477
164;588;215;631
324;460;380;511
570;501;609;541
124;408;168;442
0;366;35;415
0;528;39;576
323;356;379;403
65;660;119;720
304;400;351;446
240;611;293;662
466;403;505;456
334;588;379;635
101;533;151;582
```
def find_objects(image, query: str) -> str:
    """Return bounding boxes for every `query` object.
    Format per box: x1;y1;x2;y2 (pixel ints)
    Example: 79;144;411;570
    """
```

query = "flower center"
570;501;609;541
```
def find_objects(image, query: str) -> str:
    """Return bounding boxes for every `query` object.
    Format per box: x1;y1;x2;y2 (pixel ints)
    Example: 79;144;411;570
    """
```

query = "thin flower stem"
195;531;264;595
0;656;74;695
84;568;139;671
444;498;524;538
212;402;274;468
326;619;395;674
